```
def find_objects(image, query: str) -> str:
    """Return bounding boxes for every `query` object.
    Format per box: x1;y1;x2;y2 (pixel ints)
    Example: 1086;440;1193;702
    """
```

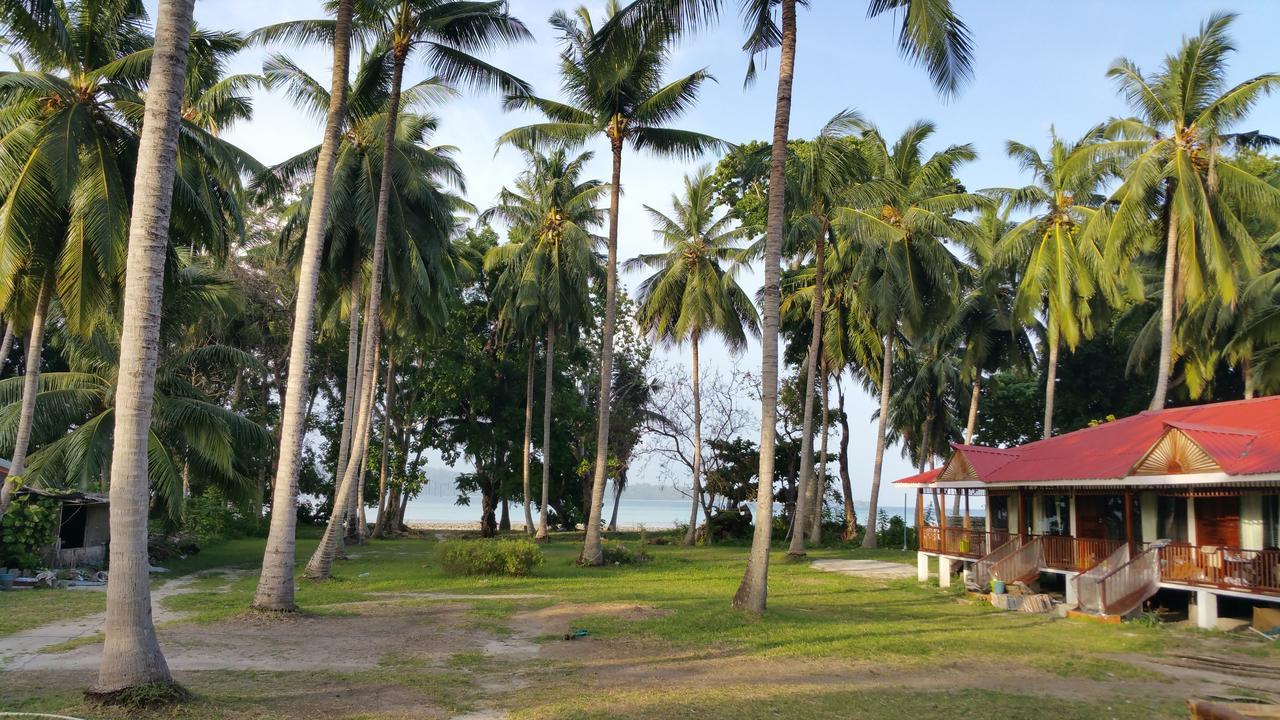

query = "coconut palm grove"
2;1;1280;718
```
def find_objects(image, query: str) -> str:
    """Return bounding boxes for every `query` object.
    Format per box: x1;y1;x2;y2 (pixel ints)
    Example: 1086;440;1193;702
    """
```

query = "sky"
182;1;1280;500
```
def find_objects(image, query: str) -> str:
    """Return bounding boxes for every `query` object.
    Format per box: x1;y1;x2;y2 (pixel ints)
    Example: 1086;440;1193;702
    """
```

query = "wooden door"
1195;496;1241;548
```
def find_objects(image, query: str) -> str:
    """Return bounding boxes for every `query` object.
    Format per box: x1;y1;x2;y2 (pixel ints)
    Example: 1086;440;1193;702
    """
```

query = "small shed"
17;487;111;568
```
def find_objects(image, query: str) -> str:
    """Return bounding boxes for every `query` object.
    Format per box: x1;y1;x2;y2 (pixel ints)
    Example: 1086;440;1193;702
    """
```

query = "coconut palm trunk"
0;272;51;516
733;0;796;612
836;373;855;539
537;323;555;540
965;376;980;443
1043;324;1059;440
579;128;625;566
807;367;829;543
0;318;13;376
521;345;535;535
683;330;704;545
608;469;625;531
336;271;363;503
862;332;894;549
306;34;405;577
254;0;354;612
367;356;394;542
1151;215;1178;410
90;0;195;695
787;221;827;557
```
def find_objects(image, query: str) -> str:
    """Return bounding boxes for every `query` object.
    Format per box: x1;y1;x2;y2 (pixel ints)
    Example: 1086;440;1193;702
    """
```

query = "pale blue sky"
192;2;1280;497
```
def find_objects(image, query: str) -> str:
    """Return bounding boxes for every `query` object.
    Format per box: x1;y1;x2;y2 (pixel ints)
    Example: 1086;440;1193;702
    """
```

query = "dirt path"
0;571;230;670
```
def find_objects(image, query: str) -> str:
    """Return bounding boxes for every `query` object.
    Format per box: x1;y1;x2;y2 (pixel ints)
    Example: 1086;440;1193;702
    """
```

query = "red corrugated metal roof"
896;468;941;485
893;396;1280;485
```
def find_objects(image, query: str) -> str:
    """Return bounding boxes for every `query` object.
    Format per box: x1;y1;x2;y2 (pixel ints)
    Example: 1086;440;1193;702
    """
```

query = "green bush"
0;493;59;570
601;540;651;565
182;490;260;547
439;539;543;577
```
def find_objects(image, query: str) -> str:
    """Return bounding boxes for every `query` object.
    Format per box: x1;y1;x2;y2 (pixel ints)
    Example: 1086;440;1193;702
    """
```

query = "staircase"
988;536;1043;585
1073;544;1130;613
975;537;1021;589
1076;546;1160;617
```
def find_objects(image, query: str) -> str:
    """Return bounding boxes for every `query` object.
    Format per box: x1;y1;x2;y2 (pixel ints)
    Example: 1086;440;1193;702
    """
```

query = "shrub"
182;490;260;547
0;493;59;570
601;540;650;565
440;539;543;577
702;508;754;542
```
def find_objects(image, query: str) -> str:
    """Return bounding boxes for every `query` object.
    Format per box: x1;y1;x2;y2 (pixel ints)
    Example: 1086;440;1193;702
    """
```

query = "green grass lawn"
4;527;1271;719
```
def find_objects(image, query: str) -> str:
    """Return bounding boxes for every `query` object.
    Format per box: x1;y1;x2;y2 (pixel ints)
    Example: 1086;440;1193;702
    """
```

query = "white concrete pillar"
1141;492;1158;543
917;551;930;582
1195;589;1218;630
1065;573;1078;607
939;556;954;588
1187;497;1198;545
1242;495;1263;550
1068;494;1078;537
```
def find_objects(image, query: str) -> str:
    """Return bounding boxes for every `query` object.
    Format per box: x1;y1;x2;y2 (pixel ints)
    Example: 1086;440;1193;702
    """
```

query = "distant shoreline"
405;521;667;532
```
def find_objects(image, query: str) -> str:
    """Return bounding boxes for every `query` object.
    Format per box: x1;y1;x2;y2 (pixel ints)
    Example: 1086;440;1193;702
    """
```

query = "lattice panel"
938;452;977;482
1132;429;1221;475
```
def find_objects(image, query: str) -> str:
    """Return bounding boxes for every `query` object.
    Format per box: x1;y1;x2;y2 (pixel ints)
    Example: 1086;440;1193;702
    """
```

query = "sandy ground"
809;558;920;579
5;565;1280;719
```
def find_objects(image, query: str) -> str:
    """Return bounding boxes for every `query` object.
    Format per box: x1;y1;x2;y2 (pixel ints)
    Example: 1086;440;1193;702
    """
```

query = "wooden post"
1124;490;1135;553
916;488;924;539
963;491;971;530
1017;489;1026;541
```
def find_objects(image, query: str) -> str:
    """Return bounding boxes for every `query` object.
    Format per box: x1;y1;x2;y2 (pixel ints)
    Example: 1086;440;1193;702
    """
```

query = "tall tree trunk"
808;366;829;544
0;318;13;377
1151;214;1178;410
1244;355;1255;400
90;0;194;694
580;130;625;566
537;324;555;540
861;332;894;549
607;470;625;532
787;220;827;558
371;357;394;540
254;0;354;612
1043;324;1060;440
683;330;704;546
521;346;535;535
0;272;51;516
500;497;511;532
305;36;404;578
836;372;855;539
335;269;363;506
734;0;795;613
965;376;980;444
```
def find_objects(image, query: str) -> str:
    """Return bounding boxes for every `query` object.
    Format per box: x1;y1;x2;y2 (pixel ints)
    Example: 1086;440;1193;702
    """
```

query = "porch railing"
1096;546;1160;616
989;536;1042;584
976;537;1021;589
1073;543;1131;613
1157;544;1280;596
1042;535;1125;572
920;527;1011;559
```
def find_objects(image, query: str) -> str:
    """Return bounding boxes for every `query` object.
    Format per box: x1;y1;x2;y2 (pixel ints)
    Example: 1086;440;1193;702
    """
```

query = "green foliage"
181;489;263;547
0;494;58;569
440;539;544;577
600;540;651;565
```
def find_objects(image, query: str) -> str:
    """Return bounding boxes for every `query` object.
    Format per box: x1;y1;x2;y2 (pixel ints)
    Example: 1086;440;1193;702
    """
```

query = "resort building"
896;396;1280;629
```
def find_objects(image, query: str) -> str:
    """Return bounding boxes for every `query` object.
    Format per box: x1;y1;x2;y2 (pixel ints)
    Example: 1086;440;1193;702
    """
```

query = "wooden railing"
976;538;1021;589
919;527;1009;558
989;536;1042;584
1073;543;1130;613
1157;544;1280;596
1096;547;1160;616
920;526;942;553
1041;535;1125;572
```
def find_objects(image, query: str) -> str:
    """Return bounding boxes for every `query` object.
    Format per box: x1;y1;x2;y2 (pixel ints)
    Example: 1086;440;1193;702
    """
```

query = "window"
1157;495;1188;543
989;496;1009;531
1265;495;1280;549
59;503;87;549
1042;494;1071;536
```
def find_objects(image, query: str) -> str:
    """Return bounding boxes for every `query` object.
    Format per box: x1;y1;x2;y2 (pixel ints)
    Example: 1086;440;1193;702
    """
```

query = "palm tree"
304;0;527;579
482;144;606;539
90;0;197;697
777;109;866;557
252;0;355;612
595;0;972;608
991;127;1124;438
625;166;758;546
839;121;984;549
1104;12;1280;409
0;262;271;521
499;3;723;566
0;0;254;516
